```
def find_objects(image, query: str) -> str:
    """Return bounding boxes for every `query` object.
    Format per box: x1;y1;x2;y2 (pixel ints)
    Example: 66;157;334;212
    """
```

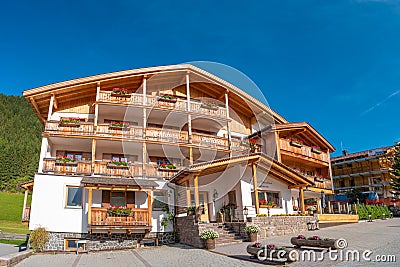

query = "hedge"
356;204;391;220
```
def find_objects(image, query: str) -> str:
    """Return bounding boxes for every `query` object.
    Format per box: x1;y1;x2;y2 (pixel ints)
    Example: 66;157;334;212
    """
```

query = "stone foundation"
44;231;175;251
176;215;315;248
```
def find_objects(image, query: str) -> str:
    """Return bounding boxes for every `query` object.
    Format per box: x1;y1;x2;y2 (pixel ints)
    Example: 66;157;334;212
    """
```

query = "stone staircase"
198;223;246;246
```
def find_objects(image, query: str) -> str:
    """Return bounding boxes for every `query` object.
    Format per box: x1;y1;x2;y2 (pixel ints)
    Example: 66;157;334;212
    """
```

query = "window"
64;239;85;251
153;191;168;210
66;187;82;208
339;180;345;188
111;192;125;206
257;191;280;208
112;154;127;162
350;179;355;187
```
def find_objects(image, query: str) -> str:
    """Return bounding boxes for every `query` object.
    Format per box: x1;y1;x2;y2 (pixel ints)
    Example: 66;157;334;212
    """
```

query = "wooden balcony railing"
145;127;189;143
96;124;143;139
42;158;92;175
314;179;333;190
146;95;187;111
98;91;144;105
191;133;229;150
45;121;94;135
279;139;329;163
91;207;150;227
22;206;31;222
230;139;250;153
145;163;180;179
190;101;227;119
94;161;143;177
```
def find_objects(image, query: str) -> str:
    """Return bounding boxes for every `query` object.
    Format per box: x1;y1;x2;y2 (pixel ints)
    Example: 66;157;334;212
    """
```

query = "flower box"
246;244;295;262
311;147;322;154
107;162;129;168
111;93;131;98
157;95;177;103
290;140;303;148
290;237;344;249
314;177;325;183
55;160;78;166
200;103;219;110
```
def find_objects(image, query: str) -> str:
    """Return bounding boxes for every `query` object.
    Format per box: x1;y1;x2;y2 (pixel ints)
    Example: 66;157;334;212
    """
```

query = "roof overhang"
20;180;34;191
81;177;158;191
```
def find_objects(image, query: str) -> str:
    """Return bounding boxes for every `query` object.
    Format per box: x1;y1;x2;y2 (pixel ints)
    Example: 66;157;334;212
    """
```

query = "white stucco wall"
29;174;87;233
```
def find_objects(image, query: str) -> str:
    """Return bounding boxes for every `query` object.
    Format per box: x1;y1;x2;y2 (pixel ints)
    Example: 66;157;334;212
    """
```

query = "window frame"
65;186;83;209
64;239;86;251
256;190;281;208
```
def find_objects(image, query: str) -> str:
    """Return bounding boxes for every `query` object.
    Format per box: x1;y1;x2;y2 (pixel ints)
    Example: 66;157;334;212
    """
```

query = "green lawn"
0;192;31;235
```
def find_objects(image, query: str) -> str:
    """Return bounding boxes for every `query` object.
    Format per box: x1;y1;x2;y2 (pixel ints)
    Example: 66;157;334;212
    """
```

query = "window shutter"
102;190;110;207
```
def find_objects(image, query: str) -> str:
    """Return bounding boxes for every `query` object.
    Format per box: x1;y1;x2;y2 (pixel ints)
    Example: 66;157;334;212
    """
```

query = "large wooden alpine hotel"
22;64;335;251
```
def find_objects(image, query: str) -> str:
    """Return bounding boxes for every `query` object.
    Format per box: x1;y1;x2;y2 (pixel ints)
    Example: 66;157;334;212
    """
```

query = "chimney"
342;150;349;156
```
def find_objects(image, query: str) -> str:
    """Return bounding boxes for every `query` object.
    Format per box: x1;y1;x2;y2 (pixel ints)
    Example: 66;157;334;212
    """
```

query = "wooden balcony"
45;121;94;135
94;161;143;177
42;158;92;175
190;101;227;119
146;163;180;179
147;95;187;111
145;127;188;143
91;207;150;228
191;133;229;150
279;139;329;164
230;139;250;153
96;124;143;139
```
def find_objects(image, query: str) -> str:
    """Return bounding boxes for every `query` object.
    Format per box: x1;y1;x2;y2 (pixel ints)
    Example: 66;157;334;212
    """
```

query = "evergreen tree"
390;142;400;195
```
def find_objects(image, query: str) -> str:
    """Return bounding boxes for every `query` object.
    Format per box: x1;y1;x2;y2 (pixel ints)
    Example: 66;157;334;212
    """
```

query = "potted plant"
56;156;78;165
157;94;177;103
200;229;219;250
111;88;130;97
109;121;130;129
290;138;304;148
107;206;131;216
246;242;295;262
245;224;260;242
158;162;177;170
307;206;316;215
186;206;196;216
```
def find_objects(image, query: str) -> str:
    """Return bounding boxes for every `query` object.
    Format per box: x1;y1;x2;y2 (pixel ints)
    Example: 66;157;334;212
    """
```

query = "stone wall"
249;216;315;239
176;216;204;248
44;231;175;251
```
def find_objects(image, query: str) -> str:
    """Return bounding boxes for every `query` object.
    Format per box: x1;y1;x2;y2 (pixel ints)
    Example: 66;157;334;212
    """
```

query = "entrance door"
191;192;209;222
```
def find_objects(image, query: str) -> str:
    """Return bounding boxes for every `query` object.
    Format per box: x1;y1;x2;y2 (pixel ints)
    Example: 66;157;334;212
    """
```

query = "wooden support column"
354;203;358;215
225;92;232;154
299;187;305;214
328;201;332;214
47;94;54;120
142;142;147;178
147;191;153;226
338;202;341;214
252;163;260;215
186;72;192;143
189;147;193;165
91;139;96;172
142;75;147;105
94;82;100;127
21;189;29;221
346;202;350;214
186;180;191;207
194;175;199;209
88;188;93;225
142;76;147;177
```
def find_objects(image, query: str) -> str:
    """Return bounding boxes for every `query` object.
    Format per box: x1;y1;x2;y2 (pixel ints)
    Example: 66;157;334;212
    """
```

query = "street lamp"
243;206;248;222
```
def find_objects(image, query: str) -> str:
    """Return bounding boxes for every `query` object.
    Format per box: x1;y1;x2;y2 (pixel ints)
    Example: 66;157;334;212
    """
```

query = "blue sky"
1;0;399;156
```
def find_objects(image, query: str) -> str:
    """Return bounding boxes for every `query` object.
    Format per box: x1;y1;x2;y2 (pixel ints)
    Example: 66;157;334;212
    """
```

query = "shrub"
30;227;49;252
245;224;260;233
200;229;219;240
356;204;391;220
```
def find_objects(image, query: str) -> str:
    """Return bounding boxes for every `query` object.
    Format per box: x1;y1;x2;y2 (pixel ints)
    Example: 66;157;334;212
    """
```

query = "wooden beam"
88;188;93;225
252;163;260;215
52;93;58;109
21;189;29;221
29;97;45;123
148;191;153;226
91;139;96;172
194;175;199;211
299;187;305;214
186;180;191;207
288;184;308;189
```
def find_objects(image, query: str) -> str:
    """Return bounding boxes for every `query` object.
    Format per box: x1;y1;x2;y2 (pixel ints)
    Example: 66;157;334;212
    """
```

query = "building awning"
81;177;158;190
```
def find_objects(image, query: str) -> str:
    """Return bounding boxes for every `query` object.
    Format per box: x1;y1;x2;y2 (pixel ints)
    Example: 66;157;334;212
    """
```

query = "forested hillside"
0;94;43;192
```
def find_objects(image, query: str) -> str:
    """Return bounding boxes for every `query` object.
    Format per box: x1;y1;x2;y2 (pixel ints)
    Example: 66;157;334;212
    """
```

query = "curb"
0;250;32;267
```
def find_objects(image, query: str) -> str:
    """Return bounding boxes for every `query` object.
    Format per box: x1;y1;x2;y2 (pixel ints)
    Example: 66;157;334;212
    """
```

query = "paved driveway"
0;243;21;257
15;218;400;266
